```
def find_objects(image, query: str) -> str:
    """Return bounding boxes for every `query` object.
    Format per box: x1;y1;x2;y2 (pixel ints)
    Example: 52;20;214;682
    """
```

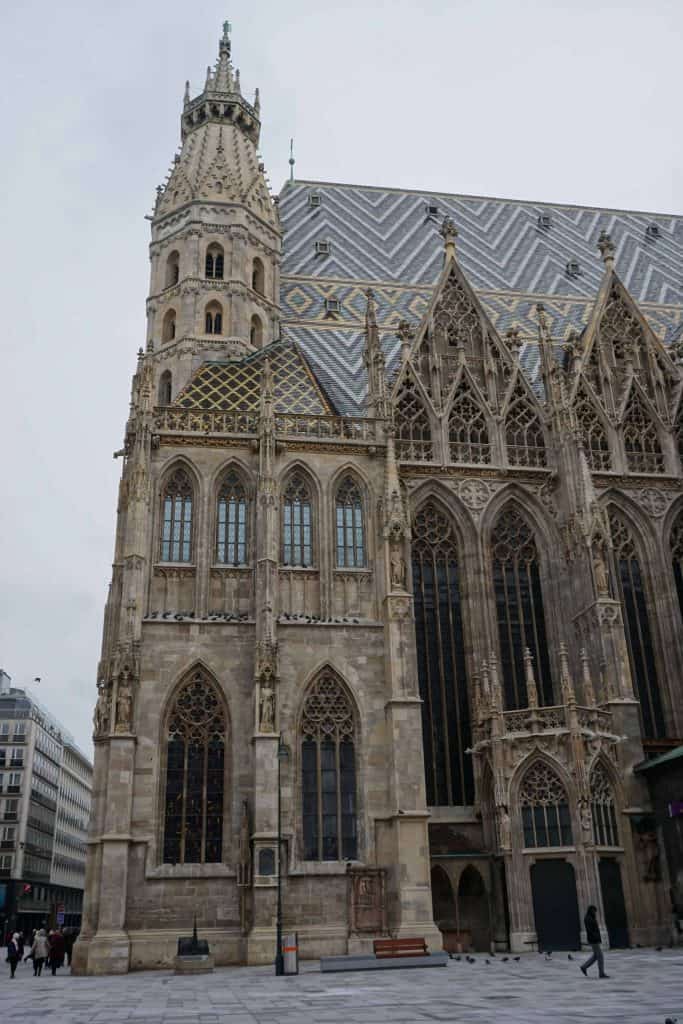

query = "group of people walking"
5;927;73;978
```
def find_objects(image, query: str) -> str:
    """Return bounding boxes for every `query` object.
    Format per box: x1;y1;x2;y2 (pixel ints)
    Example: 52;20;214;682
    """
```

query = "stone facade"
73;25;683;974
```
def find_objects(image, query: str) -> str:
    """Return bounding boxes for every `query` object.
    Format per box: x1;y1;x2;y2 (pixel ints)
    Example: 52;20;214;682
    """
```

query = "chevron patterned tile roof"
278;179;683;416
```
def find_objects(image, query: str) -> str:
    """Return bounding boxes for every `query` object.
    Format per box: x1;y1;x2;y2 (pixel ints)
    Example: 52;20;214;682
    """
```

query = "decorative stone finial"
365;288;377;325
597;230;615;269
506;326;522;357
397;319;414;362
580;648;596;706
559;642;575;704
254;87;260;114
183;80;190;108
440;216;458;259
523;647;539;709
289;138;295;182
234;69;241;94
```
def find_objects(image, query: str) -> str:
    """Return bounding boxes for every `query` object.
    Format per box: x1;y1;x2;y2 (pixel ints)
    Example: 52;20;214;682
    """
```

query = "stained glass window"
282;473;313;567
491;505;553;709
162;669;226;864
590;762;619;847
301;672;357;861
520;761;572;848
412;502;473;806
160;468;193;563
216;470;248;564
335;476;365;568
609;509;665;738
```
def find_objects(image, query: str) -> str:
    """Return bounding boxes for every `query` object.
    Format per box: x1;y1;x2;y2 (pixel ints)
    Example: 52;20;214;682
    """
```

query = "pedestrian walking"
580;905;609;979
48;928;65;976
6;932;21;979
31;928;48;976
63;927;75;967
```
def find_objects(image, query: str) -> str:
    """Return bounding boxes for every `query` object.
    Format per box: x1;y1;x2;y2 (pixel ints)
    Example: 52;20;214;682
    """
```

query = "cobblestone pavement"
0;950;681;1023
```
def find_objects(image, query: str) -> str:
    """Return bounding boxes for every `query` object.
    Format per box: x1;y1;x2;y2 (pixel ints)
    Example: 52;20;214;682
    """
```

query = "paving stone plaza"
1;951;681;1023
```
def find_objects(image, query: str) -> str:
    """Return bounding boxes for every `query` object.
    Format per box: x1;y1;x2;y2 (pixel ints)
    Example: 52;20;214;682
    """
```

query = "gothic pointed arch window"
216;469;248;565
448;383;490;464
282;471;314;567
252;257;265;295
609;509;665;737
158;370;172;406
205;301;223;335
622;390;664;473
505;384;546;467
162;308;176;344
301;671;357;861
205;243;224;280
491;505;553;709
519;761;572;848
670;511;683;625
162;668;226;864
165;250;180;288
575;387;611;470
250;314;263;347
412;502;473;805
160;467;194;563
590;761;619;847
395;377;433;461
335;475;365;568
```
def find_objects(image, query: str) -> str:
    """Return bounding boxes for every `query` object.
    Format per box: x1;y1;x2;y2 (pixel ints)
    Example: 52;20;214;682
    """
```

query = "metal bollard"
282;932;299;975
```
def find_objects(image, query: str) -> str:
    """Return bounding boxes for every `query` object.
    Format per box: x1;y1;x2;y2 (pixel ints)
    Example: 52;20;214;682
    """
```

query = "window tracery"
608;509;664;737
394;378;433;461
504;384;546;467
575;387;611;470
216;470;248;564
335;476;365;568
162;669;226;864
671;511;683;626
448;384;490;464
205;302;223;335
301;672;357;861
491;505;553;709
519;761;572;848
160;468;193;563
412;502;473;805
205;244;224;280
282;472;313;567
590;762;619;847
622;390;664;473
433;274;484;356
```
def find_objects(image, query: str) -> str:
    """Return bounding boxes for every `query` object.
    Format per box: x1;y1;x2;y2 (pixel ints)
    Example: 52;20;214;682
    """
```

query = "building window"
205;244;224;280
395;377;433;461
205;302;223;335
505;383;546;467
623;390;664;473
162;309;177;343
575;387;611;470
165;250;180;288
252;257;265;295
335;476;365;568
609;509;664;738
520;761;572;848
301;671;357;861
216;470;248;564
491;505;553;709
250;314;263;347
162;668;226;865
160;467;194;563
282;473;313;567
448;384;490;464
590;762;619;847
671;511;683;626
412;502;473;806
158;370;172;406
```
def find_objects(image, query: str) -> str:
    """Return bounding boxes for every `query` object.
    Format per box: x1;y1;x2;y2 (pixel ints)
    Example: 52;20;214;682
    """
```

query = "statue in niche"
259;678;275;733
497;805;511;850
93;682;110;736
115;678;134;733
579;797;593;838
592;542;610;597
390;542;407;590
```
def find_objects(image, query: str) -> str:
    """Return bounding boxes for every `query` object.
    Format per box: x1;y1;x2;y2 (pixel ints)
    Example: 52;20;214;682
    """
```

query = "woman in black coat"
580;906;609;978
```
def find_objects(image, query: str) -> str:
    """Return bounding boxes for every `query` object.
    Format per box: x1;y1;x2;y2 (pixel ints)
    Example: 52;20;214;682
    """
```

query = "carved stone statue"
390;542;407;590
259;681;275;732
115;679;134;734
497;805;511;850
93;682;110;737
579;797;593;838
592;543;610;597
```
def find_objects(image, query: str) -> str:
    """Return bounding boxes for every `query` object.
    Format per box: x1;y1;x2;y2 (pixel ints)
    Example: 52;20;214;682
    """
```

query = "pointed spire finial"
397;319;414;363
597;230;615;269
221;20;232;51
580;648;596;707
559;641;575;704
365;287;377;327
254;87;260;114
183;80;190;108
234;68;241;94
439;216;458;260
523;647;539;709
289;138;295;182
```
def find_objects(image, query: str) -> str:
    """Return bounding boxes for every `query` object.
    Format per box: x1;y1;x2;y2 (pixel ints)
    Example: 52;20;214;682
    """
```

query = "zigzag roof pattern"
278;179;683;416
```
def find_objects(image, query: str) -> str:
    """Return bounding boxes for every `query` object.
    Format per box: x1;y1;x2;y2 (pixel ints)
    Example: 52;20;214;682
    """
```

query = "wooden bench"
373;938;428;959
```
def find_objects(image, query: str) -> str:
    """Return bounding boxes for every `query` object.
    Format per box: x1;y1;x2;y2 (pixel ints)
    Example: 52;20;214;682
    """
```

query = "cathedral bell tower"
146;22;281;403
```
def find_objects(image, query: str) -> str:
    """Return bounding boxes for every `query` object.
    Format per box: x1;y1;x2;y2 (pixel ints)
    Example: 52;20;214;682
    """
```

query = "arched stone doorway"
458;865;491;952
431;866;457;935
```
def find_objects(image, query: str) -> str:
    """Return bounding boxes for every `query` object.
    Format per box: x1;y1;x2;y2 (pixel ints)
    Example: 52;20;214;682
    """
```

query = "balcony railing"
154;408;258;435
153;408;382;444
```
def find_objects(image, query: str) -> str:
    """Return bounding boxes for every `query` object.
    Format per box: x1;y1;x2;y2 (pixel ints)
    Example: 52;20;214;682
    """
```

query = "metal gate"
530;859;581;951
599;857;630;948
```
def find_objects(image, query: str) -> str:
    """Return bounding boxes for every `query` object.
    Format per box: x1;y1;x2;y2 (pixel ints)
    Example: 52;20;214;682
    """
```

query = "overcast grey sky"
1;0;681;755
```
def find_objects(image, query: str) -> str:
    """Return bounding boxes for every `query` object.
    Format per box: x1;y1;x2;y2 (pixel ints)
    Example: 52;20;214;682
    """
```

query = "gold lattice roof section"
173;342;334;414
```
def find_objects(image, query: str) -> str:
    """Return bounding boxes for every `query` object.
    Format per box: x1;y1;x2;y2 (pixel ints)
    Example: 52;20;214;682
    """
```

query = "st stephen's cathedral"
73;23;683;973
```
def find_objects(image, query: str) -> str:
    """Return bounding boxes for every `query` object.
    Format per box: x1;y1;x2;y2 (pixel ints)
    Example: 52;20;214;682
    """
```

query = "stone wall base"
86;931;131;975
